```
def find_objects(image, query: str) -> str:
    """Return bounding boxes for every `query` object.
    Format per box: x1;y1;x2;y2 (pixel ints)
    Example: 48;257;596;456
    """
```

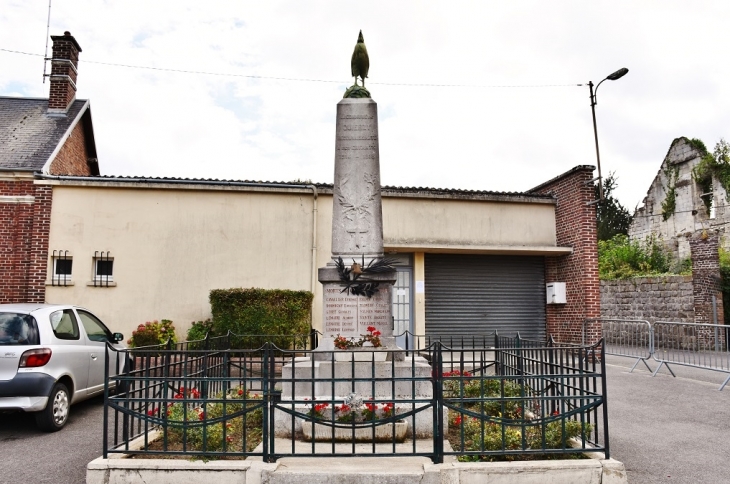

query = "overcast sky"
1;1;728;210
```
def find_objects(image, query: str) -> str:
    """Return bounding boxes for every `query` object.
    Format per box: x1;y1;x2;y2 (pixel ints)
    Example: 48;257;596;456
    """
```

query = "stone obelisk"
316;32;397;354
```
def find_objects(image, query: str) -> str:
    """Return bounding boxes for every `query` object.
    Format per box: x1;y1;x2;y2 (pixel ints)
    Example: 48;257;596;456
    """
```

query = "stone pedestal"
317;266;397;355
276;355;438;439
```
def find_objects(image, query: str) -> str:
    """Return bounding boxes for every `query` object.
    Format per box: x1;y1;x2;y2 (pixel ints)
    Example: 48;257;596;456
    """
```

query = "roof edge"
527;165;595;193
40;99;90;174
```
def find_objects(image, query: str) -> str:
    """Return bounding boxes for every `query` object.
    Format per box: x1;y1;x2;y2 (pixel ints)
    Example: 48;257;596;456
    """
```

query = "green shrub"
186;319;215;342
598;234;672;279
128;319;177;347
209;288;313;344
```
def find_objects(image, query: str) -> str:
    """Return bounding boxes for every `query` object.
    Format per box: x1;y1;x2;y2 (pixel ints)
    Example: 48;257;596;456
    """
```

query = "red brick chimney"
48;31;82;114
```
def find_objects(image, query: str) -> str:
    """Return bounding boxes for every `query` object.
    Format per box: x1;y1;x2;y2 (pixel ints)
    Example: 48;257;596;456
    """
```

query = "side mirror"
113;332;124;342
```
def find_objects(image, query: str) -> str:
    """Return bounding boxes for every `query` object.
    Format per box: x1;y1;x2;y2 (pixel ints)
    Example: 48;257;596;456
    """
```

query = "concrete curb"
87;455;628;484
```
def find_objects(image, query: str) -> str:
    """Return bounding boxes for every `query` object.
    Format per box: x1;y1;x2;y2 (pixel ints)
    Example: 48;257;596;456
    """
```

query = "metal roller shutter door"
424;254;546;340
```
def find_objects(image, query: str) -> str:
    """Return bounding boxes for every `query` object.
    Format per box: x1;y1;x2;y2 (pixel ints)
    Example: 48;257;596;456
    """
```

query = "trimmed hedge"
209;288;313;338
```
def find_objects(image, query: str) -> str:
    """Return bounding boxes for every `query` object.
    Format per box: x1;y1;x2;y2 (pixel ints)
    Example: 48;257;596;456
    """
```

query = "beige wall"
383;197;556;250
44;182;558;338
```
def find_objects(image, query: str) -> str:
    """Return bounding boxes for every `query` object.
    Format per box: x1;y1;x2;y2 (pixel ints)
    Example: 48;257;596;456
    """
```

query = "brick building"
1;33;600;345
0;32;99;304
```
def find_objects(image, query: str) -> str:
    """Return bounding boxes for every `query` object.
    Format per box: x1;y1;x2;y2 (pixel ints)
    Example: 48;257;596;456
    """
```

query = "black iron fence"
104;333;608;463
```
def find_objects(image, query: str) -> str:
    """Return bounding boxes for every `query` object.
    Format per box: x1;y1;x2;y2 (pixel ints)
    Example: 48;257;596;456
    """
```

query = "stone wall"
600;233;724;325
600;276;695;322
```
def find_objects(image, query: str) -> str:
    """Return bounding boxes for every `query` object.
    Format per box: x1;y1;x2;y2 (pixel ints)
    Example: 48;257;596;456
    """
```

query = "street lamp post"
589;67;629;200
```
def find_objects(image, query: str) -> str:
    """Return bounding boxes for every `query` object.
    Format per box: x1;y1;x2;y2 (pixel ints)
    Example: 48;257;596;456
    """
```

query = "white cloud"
1;0;729;210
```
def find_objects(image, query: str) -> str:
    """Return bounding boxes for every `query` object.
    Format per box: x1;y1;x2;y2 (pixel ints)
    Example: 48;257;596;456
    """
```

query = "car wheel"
35;382;70;432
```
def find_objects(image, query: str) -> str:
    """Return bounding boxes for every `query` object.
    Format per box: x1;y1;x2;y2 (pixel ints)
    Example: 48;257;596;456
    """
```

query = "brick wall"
0;180;52;303
531;166;600;343
689;232;724;325
49;121;93;175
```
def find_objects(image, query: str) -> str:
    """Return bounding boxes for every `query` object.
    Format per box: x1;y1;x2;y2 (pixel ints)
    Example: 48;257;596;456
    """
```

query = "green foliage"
692;139;730;215
595;173;633;241
444;373;593;462
688;138;709;155
161;386;263;454
209;288;313;342
598;234;672;279
127;320;177;347
186;319;215;342
661;165;680;221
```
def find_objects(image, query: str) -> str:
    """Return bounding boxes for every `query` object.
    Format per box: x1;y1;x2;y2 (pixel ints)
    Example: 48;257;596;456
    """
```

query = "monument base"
316;265;401;360
276;355;440;439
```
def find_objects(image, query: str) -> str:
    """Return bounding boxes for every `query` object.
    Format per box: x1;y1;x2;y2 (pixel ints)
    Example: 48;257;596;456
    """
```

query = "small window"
50;309;80;340
93;251;114;287
51;250;73;286
0;313;40;345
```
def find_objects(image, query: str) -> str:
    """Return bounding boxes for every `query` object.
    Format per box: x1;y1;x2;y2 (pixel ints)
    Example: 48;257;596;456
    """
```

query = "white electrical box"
546;282;566;304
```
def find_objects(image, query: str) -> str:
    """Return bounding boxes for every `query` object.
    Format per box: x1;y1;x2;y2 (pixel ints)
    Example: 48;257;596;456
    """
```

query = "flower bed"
138;386;264;457
443;371;594;462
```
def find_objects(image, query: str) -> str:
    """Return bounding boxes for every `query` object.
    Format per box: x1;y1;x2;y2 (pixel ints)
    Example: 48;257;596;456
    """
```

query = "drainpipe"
306;185;318;295
307;185;319;339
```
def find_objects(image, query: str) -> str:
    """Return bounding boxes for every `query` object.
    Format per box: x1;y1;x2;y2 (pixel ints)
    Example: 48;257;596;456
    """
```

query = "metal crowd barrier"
652;321;730;391
583;319;730;391
584;319;653;372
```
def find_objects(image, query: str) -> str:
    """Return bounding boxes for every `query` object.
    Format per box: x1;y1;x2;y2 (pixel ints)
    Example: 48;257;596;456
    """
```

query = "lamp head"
606;67;629;81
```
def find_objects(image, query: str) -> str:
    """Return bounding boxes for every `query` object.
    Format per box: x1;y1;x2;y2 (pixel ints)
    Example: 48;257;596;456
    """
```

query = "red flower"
454;416;462;425
147;408;157;416
366;326;376;332
372;330;381;337
238;389;244;396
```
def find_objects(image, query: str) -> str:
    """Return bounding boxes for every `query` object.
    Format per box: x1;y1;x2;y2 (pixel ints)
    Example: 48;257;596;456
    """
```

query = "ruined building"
630;137;728;259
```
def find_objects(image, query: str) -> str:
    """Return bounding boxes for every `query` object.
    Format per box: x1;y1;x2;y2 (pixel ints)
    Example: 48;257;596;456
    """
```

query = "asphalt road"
604;355;730;484
0;357;727;484
0;394;106;484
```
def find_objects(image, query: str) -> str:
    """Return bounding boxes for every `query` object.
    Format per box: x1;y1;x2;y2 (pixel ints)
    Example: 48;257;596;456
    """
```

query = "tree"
595;173;633;241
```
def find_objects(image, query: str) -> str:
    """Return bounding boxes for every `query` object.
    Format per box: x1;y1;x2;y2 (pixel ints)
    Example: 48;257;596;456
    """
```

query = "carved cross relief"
337;173;378;250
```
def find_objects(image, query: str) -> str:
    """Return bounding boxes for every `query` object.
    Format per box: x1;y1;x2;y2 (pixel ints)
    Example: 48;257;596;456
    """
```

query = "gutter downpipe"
306;185;319;339
306;185;318;296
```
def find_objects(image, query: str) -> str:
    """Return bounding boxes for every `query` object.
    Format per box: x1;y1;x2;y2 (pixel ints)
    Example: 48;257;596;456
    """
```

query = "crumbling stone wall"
600;232;724;326
630;137;730;260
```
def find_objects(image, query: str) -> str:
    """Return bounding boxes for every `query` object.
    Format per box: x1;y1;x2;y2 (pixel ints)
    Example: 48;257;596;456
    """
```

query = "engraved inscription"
323;285;392;339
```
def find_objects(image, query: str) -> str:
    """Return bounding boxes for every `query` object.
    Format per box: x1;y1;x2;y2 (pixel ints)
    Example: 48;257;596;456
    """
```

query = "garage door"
424;254;546;340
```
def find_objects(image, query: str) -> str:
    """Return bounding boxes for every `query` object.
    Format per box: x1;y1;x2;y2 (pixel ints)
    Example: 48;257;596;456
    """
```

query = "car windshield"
0;312;40;345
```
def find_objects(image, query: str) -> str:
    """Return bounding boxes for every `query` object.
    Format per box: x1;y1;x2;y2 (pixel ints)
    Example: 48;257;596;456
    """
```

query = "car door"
75;309;116;396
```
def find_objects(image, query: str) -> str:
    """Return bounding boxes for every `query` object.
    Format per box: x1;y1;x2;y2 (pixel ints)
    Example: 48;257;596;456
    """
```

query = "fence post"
600;339;610;459
103;344;110;458
263;342;275;462
432;342;444;463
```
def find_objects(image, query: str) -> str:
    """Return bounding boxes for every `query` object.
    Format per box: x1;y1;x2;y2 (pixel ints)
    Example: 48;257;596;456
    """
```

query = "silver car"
0;304;126;431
